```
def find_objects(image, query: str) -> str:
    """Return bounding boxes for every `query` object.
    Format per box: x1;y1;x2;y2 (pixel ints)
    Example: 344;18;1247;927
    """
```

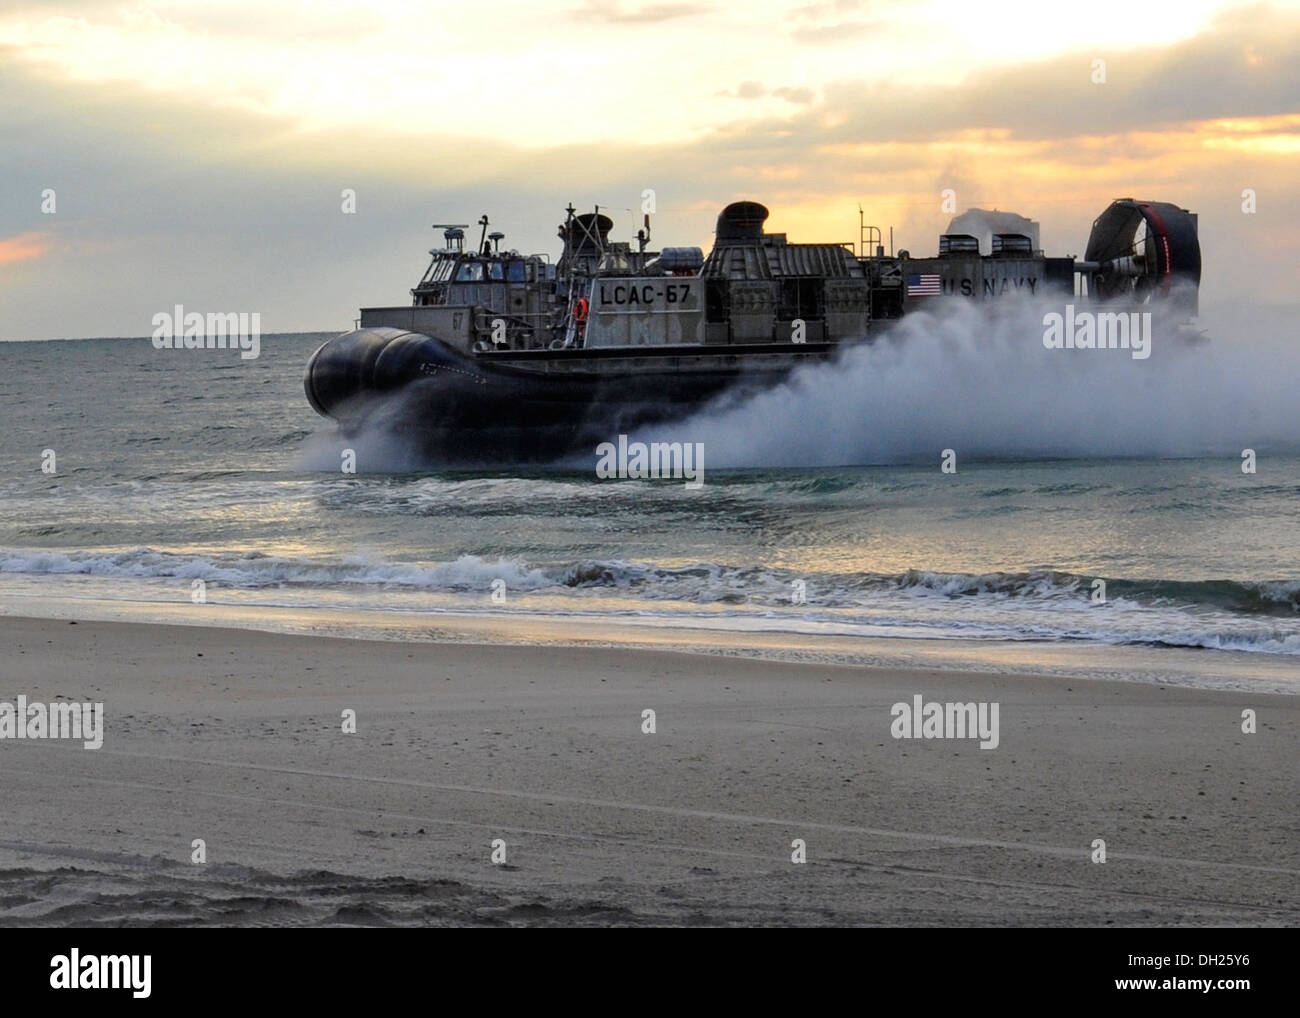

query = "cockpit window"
506;260;526;282
487;262;505;281
423;257;453;284
454;261;485;282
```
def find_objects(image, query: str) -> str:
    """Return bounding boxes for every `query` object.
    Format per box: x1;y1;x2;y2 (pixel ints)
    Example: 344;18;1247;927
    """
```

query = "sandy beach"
0;614;1294;926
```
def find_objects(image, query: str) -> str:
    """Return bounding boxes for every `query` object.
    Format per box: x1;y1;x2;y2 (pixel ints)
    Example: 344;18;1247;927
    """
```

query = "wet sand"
0;615;1295;926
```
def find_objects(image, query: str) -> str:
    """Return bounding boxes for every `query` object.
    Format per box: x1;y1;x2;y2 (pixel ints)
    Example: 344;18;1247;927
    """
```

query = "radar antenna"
430;223;469;253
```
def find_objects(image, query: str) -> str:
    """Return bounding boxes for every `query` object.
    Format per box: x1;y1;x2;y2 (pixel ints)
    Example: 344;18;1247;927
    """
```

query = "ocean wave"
2;548;1297;615
3;548;1300;657
0;548;552;591
1138;630;1300;655
889;569;1300;614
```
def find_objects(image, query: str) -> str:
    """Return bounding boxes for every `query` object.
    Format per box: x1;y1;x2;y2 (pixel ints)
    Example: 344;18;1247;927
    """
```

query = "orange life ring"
573;297;589;322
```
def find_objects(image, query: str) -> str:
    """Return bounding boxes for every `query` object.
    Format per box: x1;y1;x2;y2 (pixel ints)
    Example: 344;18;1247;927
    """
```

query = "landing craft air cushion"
304;198;1200;463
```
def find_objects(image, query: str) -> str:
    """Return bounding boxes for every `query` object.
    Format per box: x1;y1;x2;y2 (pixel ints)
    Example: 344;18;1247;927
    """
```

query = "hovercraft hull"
305;327;814;463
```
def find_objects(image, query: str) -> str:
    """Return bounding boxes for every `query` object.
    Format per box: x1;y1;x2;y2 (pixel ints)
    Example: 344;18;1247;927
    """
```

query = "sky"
1;0;1298;340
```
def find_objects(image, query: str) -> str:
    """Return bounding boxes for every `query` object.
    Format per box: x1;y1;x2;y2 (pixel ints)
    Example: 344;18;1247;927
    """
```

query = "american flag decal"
907;272;941;296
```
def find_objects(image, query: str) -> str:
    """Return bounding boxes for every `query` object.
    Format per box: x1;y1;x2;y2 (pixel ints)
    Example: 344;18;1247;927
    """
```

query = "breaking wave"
5;547;1298;610
0;548;552;591
3;548;1298;656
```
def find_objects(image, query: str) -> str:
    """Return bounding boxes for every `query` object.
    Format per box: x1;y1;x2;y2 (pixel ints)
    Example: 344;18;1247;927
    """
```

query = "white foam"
0;548;552;591
637;299;1300;467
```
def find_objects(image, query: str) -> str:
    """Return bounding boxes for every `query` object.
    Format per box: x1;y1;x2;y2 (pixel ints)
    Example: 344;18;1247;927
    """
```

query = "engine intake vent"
715;201;770;244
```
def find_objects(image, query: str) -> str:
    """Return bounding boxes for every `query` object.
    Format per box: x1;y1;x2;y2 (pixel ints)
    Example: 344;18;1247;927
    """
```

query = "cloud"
720;81;816;103
789;18;881;43
572;0;707;23
787;0;887;43
1;4;1297;340
0;231;53;265
789;0;878;19
772;85;815;104
798;7;1300;143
